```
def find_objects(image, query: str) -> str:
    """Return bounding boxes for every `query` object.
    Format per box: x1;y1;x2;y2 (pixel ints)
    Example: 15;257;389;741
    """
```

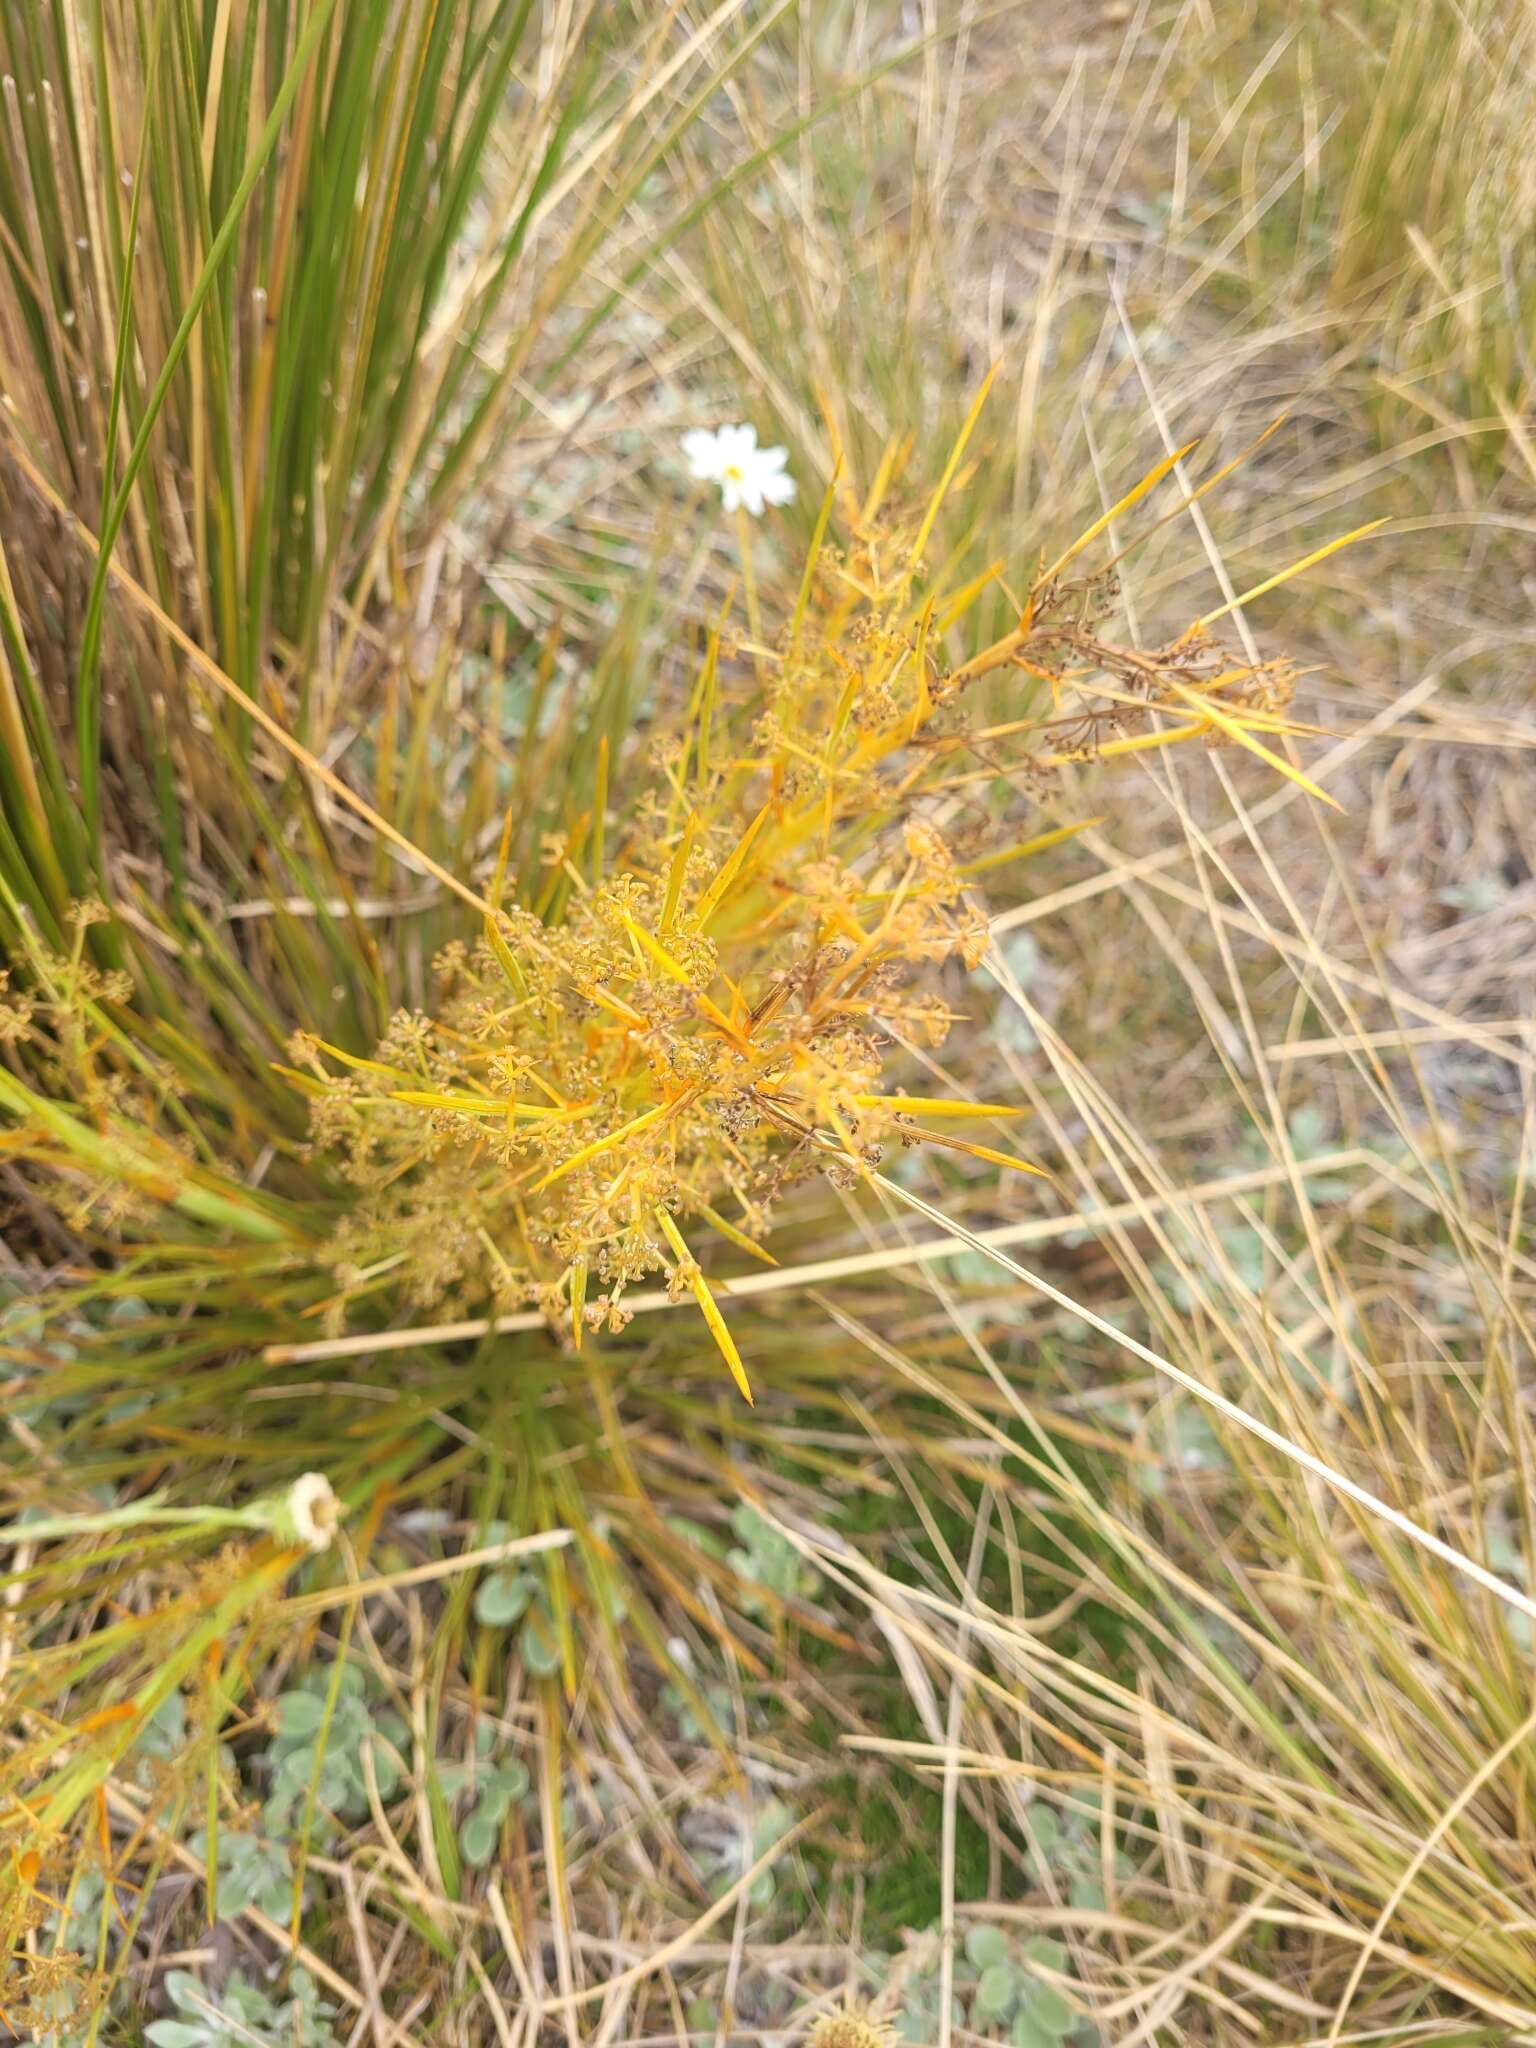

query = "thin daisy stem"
734;502;762;660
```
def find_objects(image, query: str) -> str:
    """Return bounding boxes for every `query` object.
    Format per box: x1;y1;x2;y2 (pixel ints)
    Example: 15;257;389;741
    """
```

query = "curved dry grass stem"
1323;1704;1536;2041
528;1805;830;2015
260;1147;1372;1363
870;1164;1536;1631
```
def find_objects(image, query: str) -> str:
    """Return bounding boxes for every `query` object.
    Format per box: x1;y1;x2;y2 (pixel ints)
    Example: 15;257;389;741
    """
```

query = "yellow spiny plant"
291;428;1353;1398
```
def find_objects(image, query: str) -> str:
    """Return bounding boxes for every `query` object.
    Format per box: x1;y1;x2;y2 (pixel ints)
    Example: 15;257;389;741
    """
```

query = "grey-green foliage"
679;1973;792;2034
1132;1402;1229;1496
262;1662;408;1837
46;1870;123;1958
1022;1801;1135;1914
473;1562;563;1676
100;1691;238;1815
982;928;1043;1058
438;1721;533;1866
1280;1104;1357;1203
27;1981;94;2048
4;1286;157;1427
963;1930;1078;2047
893;1924;1099;2048
134;1693;189;1763
130;1692;236;1790
145;1968;336;2048
3;1283;86;1427
1151;1102;1359;1329
1486;1520;1533;1650
726;1505;821;1614
888;1969;963;2043
188;1827;297;1921
700;1795;795;1910
1153;1226;1264;1316
1438;874;1509;914
661;1674;734;1744
474;1564;535;1627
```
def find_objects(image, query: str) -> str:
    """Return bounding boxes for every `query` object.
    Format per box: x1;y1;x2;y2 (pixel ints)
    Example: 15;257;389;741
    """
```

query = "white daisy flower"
681;422;795;516
277;1472;341;1552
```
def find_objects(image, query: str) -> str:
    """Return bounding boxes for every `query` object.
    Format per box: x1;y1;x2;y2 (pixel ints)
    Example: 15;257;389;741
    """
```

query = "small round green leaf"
1026;1807;1060;1857
317;1754;354;1809
974;1961;1019;2022
520;1609;561;1677
274;1690;326;1737
1023;1985;1075;2037
497;1757;530;1802
965;1923;1010;1970
475;1569;534;1628
480;1778;514;1824
1009;2013;1052;2048
459;1806;500;1867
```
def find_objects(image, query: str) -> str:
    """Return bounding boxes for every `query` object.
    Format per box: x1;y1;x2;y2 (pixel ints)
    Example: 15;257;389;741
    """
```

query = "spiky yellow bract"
294;484;1310;1391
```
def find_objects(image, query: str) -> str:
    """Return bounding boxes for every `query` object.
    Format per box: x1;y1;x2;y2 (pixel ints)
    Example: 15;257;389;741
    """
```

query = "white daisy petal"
718;423;757;467
681;427;726;480
681;420;794;518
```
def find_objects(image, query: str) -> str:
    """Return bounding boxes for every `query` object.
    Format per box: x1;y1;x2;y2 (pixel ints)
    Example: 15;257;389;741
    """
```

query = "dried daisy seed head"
804;2005;896;2048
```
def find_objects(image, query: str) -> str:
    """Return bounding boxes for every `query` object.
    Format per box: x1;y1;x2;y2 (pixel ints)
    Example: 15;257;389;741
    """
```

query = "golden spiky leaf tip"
805;2004;895;2048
